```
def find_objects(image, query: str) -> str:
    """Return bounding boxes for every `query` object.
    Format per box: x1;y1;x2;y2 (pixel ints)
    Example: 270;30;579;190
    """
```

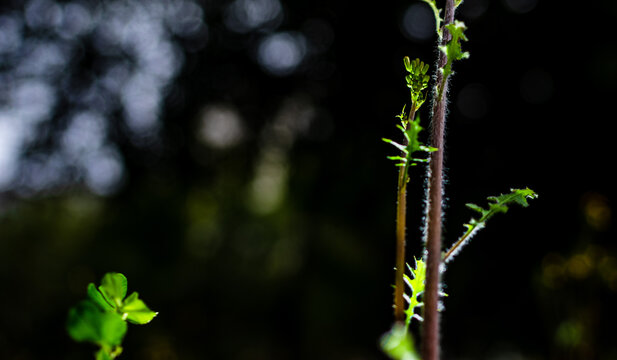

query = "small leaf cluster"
420;0;470;99
404;57;430;108
439;20;469;86
382;58;436;182
67;273;158;360
383;110;436;181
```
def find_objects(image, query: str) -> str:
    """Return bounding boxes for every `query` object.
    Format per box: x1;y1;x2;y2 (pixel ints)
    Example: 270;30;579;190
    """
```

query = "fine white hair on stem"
444;223;484;263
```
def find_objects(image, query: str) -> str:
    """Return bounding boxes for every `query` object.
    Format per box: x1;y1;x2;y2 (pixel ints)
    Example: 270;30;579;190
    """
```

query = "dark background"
1;0;616;359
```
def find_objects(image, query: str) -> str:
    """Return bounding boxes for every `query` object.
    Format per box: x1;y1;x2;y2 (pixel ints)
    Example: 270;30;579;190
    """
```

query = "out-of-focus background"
0;0;615;359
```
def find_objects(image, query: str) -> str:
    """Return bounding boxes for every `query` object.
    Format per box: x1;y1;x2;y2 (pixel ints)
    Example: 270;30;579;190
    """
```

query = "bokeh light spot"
581;192;611;231
56;2;94;39
165;0;205;36
224;0;282;33
198;105;245;149
82;147;124;196
0;15;24;54
401;3;435;42
0;117;20;187
25;0;62;30
257;32;306;76
61;111;106;155
121;73;162;135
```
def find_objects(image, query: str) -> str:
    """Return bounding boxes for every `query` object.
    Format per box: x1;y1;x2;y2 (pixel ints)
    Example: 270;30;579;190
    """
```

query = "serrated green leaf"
121;292;158;325
384;109;433;184
99;273;128;308
439;20;469;95
67;300;127;347
403;258;426;327
444;188;537;262
490;188;537;207
88;283;114;311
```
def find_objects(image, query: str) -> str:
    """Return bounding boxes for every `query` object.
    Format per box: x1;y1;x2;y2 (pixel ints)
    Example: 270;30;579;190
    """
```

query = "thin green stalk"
394;105;417;323
423;0;456;359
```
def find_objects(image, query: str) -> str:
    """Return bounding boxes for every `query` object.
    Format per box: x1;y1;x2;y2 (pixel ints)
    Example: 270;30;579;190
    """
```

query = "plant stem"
443;226;475;263
393;155;408;323
423;0;455;359
393;105;417;323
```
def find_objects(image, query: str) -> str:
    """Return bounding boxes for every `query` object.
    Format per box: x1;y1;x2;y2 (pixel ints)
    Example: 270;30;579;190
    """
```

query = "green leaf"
380;323;419;360
88;283;114;311
67;300;127;347
438;20;469;95
99;273;128;308
465;203;485;214
420;0;442;37
121;292;158;325
384;112;433;183
403;258;427;327
444;188;538;262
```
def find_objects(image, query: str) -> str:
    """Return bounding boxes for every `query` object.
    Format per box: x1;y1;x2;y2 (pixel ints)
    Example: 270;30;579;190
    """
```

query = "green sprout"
67;272;157;360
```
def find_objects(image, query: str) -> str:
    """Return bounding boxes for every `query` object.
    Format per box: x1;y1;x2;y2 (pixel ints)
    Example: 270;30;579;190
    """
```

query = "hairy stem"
423;0;456;359
442;225;476;263
393;105;417;323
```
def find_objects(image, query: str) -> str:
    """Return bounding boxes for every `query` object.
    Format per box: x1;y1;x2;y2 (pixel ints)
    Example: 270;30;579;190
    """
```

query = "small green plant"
67;272;158;360
381;1;537;359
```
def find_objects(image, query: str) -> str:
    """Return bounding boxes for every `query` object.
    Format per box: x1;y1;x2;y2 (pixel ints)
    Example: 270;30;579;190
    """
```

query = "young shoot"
67;272;158;360
380;1;537;360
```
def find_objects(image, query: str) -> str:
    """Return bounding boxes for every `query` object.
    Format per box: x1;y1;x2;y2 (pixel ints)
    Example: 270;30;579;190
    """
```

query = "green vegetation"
67;272;157;360
380;1;537;359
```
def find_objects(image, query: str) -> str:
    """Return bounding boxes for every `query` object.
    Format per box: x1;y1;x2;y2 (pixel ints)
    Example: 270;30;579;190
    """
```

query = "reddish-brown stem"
423;1;456;359
393;105;416;323
393;164;407;322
